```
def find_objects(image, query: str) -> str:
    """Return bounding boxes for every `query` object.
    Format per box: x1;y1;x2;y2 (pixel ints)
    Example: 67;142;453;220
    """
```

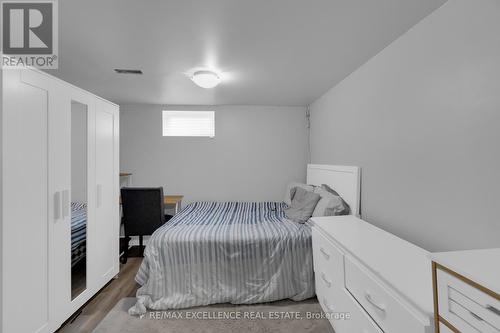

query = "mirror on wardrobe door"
71;101;88;300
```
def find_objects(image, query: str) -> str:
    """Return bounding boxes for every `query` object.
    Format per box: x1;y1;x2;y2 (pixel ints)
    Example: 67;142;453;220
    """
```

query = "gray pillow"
314;184;350;216
284;187;321;223
283;182;314;206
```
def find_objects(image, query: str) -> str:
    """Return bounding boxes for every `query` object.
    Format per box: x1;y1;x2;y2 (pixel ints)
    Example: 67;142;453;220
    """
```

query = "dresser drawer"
316;270;340;319
342;290;384;333
312;229;345;287
315;272;382;333
344;256;428;333
437;268;500;332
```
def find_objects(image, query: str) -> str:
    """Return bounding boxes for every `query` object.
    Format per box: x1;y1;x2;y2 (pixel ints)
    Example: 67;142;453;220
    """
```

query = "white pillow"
283;182;314;206
312;186;350;217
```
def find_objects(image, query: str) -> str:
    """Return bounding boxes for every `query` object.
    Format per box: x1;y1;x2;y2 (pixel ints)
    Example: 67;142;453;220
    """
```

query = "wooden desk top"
119;194;183;205
164;195;184;205
119;172;132;176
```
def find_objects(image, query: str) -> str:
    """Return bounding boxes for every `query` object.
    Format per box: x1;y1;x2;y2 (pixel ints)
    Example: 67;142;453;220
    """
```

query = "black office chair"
120;187;172;264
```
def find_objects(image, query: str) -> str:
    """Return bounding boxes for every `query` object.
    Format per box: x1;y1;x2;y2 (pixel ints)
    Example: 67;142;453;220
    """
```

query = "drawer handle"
487;305;500;316
319;247;330;259
365;291;386;312
320;272;332;288
323;297;335;312
469;311;484;322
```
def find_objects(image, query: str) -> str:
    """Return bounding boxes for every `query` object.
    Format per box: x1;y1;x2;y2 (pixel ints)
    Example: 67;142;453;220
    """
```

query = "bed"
129;164;360;314
71;202;87;267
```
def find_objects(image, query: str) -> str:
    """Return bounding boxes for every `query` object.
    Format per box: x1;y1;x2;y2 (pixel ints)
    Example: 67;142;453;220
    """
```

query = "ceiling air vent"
114;69;143;74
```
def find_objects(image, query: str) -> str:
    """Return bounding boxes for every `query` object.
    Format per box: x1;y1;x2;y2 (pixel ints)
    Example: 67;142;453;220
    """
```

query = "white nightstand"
431;249;500;333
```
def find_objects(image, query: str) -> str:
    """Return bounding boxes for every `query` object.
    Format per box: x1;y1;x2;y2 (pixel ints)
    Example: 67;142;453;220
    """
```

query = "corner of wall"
0;66;4;330
305;104;311;164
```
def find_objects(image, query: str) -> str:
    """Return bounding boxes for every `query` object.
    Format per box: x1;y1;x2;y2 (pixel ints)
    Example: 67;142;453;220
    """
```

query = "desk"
120;172;132;186
164;195;183;214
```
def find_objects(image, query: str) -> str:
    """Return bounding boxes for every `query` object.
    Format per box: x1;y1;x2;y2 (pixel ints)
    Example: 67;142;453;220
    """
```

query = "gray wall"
309;0;500;252
120;104;308;203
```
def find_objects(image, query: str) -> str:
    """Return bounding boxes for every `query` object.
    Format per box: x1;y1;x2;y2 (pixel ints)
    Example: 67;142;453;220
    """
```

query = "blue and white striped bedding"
129;201;315;315
71;202;87;267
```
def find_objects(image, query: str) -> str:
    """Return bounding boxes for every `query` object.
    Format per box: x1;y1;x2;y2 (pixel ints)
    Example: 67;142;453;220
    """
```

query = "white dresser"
431;249;500;333
310;216;434;333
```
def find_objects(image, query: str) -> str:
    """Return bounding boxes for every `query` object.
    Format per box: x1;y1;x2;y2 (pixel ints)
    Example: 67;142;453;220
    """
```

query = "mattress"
71;202;87;267
129;201;315;315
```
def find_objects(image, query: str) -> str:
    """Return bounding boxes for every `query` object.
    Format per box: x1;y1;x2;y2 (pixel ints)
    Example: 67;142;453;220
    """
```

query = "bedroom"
1;0;499;332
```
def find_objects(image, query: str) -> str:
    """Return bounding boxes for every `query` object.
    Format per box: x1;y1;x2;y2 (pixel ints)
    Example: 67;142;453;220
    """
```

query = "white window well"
162;111;215;137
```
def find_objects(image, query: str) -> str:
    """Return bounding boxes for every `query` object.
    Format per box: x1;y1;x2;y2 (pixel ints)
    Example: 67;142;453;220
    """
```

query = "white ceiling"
47;0;446;106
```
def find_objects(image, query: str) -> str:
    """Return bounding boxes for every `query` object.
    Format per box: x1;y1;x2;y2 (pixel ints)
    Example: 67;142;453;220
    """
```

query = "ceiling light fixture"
191;70;221;89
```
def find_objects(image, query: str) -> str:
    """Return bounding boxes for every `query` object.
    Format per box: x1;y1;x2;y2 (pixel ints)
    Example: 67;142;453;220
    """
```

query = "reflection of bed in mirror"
71;202;87;267
71;202;87;299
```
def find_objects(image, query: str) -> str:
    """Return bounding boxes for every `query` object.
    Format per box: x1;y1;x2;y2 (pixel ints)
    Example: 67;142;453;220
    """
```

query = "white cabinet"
1;68;119;333
47;71;73;328
311;216;434;333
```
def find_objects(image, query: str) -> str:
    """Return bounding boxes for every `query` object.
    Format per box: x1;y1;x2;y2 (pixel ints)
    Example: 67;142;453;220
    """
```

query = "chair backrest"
121;187;166;236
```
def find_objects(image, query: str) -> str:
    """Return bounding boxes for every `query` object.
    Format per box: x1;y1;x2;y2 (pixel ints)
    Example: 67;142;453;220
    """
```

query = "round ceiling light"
191;70;221;89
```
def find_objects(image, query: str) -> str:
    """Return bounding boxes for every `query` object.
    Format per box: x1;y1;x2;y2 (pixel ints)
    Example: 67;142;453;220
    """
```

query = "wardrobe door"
2;69;51;333
47;80;72;329
92;100;119;286
69;97;91;303
49;86;96;328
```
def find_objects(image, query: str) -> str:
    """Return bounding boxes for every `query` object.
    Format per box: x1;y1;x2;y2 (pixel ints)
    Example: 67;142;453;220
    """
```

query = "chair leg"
139;235;144;256
120;236;130;264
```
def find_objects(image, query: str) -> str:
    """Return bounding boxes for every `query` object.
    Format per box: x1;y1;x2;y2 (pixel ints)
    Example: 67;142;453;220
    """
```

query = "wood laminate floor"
57;258;142;333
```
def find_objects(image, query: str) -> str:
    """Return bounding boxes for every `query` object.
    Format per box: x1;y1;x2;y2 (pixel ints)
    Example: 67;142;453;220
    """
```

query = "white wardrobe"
1;68;120;333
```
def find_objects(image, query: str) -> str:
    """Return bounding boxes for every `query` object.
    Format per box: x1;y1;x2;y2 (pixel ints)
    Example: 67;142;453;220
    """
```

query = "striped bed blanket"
71;202;87;267
129;201;314;315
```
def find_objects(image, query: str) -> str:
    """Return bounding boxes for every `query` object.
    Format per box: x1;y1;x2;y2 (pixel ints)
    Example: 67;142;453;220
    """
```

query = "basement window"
162;111;215;137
